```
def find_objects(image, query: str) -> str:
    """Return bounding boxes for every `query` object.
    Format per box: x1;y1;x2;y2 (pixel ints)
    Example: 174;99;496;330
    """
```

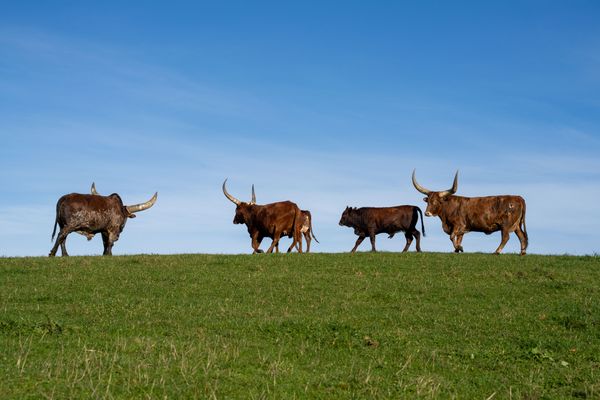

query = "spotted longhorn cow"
412;170;527;255
49;184;157;256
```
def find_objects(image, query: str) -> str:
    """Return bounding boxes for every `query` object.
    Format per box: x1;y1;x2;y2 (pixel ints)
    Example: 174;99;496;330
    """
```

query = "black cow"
339;205;425;253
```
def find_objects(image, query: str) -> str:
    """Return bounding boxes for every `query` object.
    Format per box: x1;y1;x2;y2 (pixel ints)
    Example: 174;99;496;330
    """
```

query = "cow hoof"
520;251;526;256
493;252;501;256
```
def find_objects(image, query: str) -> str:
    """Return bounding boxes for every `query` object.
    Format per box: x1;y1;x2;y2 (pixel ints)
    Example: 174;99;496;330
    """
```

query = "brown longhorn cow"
49;184;157;256
412;170;528;255
339;205;425;253
223;179;303;254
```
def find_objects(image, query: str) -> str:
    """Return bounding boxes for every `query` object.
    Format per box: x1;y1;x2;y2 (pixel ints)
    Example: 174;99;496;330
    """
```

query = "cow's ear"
423;197;428;203
128;214;137;219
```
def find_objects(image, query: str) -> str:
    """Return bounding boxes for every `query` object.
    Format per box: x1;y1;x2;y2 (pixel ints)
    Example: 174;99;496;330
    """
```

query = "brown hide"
223;180;303;254
339;205;424;253
413;170;528;254
233;201;303;254
49;189;156;257
426;194;527;254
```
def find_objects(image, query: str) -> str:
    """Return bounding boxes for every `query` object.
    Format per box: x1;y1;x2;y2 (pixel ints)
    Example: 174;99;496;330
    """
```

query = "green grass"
1;253;599;399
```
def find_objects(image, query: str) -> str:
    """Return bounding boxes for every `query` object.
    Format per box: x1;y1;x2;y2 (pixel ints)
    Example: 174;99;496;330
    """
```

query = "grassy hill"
1;253;599;398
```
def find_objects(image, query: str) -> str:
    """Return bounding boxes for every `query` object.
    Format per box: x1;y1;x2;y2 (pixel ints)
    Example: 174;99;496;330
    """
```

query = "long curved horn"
250;184;256;205
91;182;99;195
126;192;158;213
412;169;431;195
440;171;459;197
222;179;241;205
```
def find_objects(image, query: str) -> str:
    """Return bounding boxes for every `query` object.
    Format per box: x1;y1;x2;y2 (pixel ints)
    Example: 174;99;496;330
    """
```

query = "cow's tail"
51;199;60;242
416;206;425;237
520;199;528;249
51;216;58;242
306;211;320;243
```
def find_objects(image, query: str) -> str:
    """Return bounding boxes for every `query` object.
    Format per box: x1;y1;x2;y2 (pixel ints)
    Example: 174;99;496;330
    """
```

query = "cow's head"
412;170;458;217
222;179;257;225
339;206;355;227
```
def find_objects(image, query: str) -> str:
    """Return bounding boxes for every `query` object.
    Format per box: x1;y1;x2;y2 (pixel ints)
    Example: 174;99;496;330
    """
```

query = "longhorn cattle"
339;205;425;253
49;184;157;256
276;210;319;253
223;179;303;253
412;170;527;255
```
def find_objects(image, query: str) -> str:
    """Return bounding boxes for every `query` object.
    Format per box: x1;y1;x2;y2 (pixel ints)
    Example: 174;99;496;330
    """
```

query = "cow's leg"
60;236;69;256
305;231;311;253
413;229;422;252
351;235;365;253
455;234;464;253
494;228;511;255
292;235;302;253
49;228;71;257
401;231;413;252
106;231;121;256
514;226;527;256
101;232;110;255
251;233;263;254
288;238;303;253
292;225;303;254
101;232;114;256
286;234;297;253
450;232;463;253
292;232;309;252
266;230;282;253
369;232;377;252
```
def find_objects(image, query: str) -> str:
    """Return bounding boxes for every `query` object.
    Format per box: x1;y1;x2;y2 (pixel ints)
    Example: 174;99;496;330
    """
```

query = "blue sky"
1;1;599;256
